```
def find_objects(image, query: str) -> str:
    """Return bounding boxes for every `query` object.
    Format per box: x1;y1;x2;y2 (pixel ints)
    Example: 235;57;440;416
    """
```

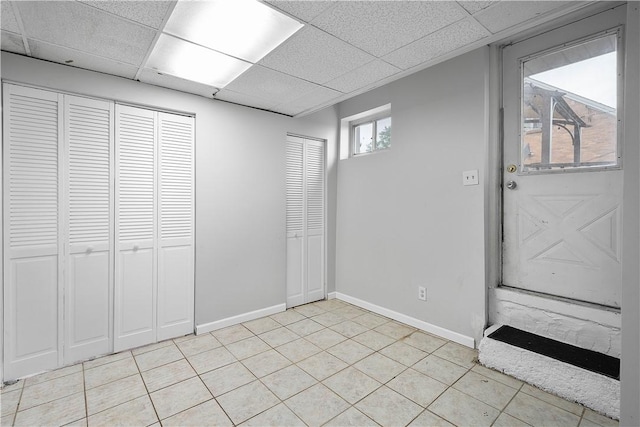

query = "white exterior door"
286;135;325;307
3;84;63;380
157;112;194;341
64;95;114;364
502;7;625;308
114;105;157;351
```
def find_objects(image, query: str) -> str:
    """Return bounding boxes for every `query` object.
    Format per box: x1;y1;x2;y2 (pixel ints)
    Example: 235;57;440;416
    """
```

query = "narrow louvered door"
64;95;114;364
157;112;194;340
3;84;63;380
286;136;305;307
114;105;157;352
305;139;325;302
285;135;325;307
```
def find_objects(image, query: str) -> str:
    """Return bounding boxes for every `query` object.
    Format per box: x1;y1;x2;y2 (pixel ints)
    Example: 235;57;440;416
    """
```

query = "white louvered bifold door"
157;112;194;341
114;105;157;352
304;139;325;303
286;136;305;307
285;136;325;308
64;95;114;364
3;84;63;380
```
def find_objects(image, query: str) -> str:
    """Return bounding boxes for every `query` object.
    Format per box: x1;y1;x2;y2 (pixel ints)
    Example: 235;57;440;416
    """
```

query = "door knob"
506;180;517;190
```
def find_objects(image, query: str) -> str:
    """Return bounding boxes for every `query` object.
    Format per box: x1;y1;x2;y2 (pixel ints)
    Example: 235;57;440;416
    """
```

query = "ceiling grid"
0;0;593;116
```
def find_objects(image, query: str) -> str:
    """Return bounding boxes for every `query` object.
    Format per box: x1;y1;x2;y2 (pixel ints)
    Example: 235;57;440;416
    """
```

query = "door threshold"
497;285;620;313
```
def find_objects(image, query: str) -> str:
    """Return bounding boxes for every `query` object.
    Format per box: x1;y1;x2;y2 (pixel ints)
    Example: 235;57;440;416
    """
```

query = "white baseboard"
327;292;337;300
334;292;475;348
195;303;286;335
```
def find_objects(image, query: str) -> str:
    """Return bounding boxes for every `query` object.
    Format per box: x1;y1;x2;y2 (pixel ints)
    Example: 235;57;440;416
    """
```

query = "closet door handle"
133;245;139;252
86;247;93;254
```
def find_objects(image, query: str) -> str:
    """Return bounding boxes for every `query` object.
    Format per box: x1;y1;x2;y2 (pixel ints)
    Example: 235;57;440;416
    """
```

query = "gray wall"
0;52;339;328
621;3;640;425
335;48;490;344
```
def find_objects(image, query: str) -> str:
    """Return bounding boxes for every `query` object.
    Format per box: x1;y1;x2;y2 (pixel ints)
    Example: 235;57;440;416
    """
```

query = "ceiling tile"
1;2;21;33
258;26;374;84
474;1;574;34
326;59;401;94
28;38;139;79
138;68;218;98
223;65;319;104
273;85;341;116
383;17;490;70
310;1;468;57
458;1;497;15
1;30;25;55
16;1;156;66
215;89;280;111
265;0;336;23
79;0;173;29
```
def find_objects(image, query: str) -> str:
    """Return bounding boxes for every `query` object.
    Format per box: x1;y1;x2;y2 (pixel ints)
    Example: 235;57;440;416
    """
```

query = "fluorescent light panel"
164;0;303;63
146;34;252;88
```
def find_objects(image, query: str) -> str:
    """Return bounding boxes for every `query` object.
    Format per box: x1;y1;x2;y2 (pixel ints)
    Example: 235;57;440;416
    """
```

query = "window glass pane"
521;33;618;172
375;117;391;149
354;122;373;154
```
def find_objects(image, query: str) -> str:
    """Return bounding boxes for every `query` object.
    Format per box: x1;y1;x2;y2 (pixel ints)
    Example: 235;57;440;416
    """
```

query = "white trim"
195;303;286;335
334;292;475;348
327;292;337;300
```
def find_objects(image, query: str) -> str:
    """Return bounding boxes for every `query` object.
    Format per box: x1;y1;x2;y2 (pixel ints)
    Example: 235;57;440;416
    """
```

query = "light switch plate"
463;170;479;186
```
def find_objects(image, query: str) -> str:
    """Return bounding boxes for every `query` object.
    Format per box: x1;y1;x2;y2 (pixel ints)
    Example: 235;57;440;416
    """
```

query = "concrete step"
479;324;620;419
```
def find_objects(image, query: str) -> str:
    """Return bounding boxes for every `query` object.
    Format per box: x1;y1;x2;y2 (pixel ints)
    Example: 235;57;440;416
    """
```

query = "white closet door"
114;105;157;352
3;84;63;380
157;112;194;341
286;136;305;307
285;136;325;308
305;140;325;303
64;95;114;364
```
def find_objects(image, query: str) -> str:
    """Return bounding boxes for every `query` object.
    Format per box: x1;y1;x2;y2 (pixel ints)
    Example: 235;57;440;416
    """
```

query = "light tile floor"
0;299;619;427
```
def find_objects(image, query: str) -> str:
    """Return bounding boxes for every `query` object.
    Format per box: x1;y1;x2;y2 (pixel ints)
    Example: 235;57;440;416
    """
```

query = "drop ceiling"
1;1;594;117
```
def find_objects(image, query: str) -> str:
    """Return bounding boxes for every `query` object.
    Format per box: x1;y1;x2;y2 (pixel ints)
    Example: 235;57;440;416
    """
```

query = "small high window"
339;104;391;160
352;116;391;155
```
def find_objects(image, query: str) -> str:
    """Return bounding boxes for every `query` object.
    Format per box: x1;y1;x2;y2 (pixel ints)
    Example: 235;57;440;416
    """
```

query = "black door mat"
487;325;620;380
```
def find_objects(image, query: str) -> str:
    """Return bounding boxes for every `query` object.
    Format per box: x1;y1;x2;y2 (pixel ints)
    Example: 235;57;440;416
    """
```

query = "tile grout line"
131;347;161;425
82;360;88;425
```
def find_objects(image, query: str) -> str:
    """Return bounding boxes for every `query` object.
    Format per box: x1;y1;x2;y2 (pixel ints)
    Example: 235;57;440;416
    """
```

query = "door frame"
286;132;328;306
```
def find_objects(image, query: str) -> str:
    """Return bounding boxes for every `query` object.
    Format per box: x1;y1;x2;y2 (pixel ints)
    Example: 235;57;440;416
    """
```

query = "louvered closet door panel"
3;84;62;380
285;136;305;307
64;95;114;364
157;112;194;340
114;105;157;352
305;140;325;303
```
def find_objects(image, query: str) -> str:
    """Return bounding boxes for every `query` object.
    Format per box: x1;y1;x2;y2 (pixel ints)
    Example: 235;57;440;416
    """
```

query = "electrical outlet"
462;169;479;186
418;286;427;301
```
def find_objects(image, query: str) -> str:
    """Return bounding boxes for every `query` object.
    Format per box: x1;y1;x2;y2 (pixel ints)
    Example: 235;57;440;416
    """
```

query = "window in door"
520;30;621;172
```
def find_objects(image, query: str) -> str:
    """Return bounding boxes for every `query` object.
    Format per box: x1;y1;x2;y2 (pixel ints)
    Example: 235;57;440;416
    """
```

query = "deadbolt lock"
506;164;517;173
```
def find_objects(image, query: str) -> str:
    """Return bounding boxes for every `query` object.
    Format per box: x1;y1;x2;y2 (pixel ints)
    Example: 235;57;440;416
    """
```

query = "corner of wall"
621;3;640;425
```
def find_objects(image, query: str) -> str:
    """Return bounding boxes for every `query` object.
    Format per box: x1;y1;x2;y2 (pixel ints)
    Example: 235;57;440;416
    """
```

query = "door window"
520;31;620;173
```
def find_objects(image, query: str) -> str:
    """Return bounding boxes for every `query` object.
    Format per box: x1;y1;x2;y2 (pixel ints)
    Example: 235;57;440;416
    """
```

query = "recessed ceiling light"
164;0;303;63
146;34;252;88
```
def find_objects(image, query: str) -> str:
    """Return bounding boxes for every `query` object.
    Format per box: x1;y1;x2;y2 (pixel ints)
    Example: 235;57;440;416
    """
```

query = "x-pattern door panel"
503;173;622;307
